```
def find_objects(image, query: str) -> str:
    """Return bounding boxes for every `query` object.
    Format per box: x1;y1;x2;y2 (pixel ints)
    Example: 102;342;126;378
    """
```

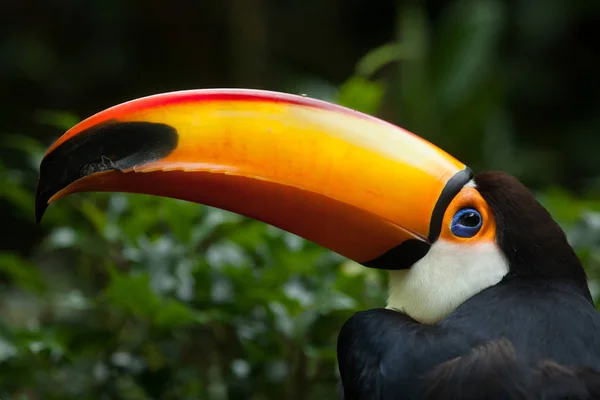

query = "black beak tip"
35;204;48;225
35;184;49;224
32;120;179;224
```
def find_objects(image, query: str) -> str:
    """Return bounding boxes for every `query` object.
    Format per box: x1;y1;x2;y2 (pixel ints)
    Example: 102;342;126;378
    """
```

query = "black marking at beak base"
362;167;473;270
362;239;431;270
35;121;178;223
428;168;473;242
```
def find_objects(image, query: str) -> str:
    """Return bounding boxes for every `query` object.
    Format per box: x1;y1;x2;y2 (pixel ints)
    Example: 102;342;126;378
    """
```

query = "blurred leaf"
356;43;412;77
395;4;439;136
154;299;211;328
0;335;18;362
34;110;80;131
432;0;504;112
0;252;46;293
103;269;161;319
336;77;384;116
79;198;108;234
539;187;600;226
0;172;34;217
0;134;46;170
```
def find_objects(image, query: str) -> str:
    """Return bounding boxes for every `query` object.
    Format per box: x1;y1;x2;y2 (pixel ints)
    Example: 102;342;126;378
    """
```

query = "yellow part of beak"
36;89;471;269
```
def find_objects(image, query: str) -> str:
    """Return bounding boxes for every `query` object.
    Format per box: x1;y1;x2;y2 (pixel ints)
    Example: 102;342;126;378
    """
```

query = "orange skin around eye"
438;187;497;244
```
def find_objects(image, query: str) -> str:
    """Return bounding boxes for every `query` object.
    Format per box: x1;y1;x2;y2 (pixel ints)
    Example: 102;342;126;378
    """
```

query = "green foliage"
0;132;386;398
337;77;384;115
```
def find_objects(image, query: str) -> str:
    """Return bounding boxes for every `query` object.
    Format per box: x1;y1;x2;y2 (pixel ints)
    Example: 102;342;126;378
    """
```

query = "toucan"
35;89;600;399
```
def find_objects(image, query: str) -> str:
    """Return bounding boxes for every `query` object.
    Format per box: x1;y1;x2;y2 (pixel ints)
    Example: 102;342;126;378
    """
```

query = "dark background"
1;0;600;398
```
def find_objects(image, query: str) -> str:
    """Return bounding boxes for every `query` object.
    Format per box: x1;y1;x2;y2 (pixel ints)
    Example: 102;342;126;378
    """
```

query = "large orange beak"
36;89;471;269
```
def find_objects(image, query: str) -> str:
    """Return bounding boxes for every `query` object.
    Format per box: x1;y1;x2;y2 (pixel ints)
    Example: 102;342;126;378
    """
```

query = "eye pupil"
459;212;480;227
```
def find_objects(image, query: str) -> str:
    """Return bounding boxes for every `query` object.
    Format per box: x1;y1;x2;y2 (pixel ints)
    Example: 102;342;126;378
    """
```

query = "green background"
1;1;600;398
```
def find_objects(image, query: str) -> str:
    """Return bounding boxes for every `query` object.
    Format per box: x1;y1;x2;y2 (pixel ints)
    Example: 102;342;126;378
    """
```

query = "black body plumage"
337;172;600;399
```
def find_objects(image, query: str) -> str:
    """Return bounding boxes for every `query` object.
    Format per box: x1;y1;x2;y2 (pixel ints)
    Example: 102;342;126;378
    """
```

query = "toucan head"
35;89;589;324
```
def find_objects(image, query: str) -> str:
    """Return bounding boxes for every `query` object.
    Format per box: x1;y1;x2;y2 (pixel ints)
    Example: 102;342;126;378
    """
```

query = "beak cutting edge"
36;89;472;270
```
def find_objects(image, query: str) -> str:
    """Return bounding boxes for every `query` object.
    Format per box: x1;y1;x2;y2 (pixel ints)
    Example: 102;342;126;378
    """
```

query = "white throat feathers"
386;239;509;324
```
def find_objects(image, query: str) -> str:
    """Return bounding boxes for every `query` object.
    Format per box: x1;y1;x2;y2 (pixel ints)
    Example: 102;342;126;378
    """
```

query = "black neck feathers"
475;171;591;300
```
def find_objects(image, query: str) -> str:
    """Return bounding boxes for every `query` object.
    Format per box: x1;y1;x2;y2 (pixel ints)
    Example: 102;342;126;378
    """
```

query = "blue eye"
450;208;482;238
